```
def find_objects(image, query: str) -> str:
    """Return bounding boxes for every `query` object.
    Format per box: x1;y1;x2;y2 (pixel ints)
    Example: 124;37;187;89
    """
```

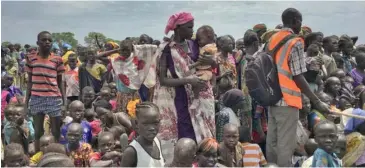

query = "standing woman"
153;12;212;164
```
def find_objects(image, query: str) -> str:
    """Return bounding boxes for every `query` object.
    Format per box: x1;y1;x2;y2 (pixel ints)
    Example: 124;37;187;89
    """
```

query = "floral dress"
153;41;215;164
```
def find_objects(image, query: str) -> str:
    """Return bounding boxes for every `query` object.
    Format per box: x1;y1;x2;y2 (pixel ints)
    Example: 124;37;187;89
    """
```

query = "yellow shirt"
30;151;43;164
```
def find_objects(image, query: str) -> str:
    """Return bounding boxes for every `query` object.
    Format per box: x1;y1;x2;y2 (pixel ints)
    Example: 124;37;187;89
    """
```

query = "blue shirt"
312;148;341;167
60;120;92;144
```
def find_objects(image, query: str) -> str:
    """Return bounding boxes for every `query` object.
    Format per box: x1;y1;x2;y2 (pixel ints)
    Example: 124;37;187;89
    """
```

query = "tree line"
1;32;141;50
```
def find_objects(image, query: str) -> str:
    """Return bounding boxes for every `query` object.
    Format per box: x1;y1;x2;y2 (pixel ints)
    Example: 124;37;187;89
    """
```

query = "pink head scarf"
164;12;194;35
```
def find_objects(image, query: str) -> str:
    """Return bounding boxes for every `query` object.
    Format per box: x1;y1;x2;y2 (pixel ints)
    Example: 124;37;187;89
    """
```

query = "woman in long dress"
153;12;216;164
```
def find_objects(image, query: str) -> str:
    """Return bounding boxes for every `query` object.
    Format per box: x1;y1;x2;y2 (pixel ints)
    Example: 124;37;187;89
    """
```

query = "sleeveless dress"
129;137;165;167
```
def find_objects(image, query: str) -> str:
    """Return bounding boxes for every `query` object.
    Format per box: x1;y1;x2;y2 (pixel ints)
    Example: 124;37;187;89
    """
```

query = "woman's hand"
197;54;216;67
188;77;205;90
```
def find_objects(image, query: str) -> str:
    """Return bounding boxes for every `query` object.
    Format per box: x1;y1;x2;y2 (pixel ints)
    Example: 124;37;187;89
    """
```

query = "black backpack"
245;34;296;106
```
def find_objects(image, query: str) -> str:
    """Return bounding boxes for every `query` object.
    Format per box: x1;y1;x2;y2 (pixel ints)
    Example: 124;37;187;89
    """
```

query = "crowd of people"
1;7;365;167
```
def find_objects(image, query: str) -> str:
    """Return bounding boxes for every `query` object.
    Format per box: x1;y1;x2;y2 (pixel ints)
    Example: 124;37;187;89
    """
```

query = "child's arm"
90;159;113;167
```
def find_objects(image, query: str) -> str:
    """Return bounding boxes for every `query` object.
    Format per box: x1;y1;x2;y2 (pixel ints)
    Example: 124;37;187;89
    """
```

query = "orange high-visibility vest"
267;30;304;109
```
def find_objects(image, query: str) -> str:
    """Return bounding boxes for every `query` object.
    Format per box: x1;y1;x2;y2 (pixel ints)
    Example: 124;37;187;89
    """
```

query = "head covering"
62;43;72;50
301;26;312;34
164;12;194;35
261;29;280;44
106;41;120;49
344;108;365;134
252;23;267;33
222;89;245;108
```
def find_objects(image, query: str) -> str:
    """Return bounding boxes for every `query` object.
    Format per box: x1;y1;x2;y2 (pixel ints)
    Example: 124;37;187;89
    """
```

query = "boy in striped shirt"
239;126;267;167
24;31;66;152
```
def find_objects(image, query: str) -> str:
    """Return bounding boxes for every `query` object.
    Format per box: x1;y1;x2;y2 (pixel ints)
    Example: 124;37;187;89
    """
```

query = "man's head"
281;8;302;34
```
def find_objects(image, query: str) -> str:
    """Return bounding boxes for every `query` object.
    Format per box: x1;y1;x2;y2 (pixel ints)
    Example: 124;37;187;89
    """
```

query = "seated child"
311;120;342;167
4;143;29;167
308;92;339;131
94;100;132;133
89;131;122;167
324;76;342;106
61;100;92;144
301;138;318;168
44;143;67;155
239;126;267;167
218;124;244;167
3;104;34;154
30;135;55;166
84;108;101;137
305;44;324;92
66;123;94;167
108;125;126;152
334;134;347;160
37;152;74;167
99;86;117;111
192;25;217;82
121;102;165;167
168;138;197;167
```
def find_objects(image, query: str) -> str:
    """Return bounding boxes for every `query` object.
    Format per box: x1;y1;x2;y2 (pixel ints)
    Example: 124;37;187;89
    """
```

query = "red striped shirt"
25;53;65;97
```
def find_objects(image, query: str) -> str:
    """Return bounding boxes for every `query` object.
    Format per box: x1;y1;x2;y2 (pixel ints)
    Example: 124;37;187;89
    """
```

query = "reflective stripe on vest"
268;30;303;109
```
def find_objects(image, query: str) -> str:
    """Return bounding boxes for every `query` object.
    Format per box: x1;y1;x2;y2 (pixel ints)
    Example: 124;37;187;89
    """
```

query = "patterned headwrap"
164;12;194;35
252;23;267;33
106;41;120;49
261;29;280;44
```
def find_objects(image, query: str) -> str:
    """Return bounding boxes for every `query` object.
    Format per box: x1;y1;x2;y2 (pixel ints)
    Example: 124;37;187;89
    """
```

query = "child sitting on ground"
4;143;29;167
89;131;122;167
121;102;165;167
168;138;197;167
312;120;342;167
108;125;127;152
239;126;267;167
30;134;55;166
218;124;244;167
301;138;318;168
3;104;34;154
324;77;342;106
84;108;101;137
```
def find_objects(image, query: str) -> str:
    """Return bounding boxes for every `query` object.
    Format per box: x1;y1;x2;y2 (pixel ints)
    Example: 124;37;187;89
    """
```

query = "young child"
89;131;122;167
99;86;117;111
216;89;243;142
324;76;342;106
121;102;165;167
60;100;92;144
37;152;74;167
350;51;365;88
66;122;94;167
4;143;29;167
312;120;342;167
218;124;244;167
81;86;96;110
64;54;80;102
84;108;101;137
191;25;217;82
239;126;267;167
25;31;66;152
30;134;55;166
108;125;127;152
44;143;67;155
305;43;324;92
302;138;319;168
3;104;34;154
334;134;347;160
168;138;197;167
194;138;224;167
94;99;132;133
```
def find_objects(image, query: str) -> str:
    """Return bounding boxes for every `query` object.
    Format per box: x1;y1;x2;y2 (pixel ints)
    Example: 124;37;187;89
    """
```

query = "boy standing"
25;31;66;152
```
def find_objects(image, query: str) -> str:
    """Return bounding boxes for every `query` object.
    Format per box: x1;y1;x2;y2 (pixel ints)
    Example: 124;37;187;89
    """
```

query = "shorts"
29;96;62;117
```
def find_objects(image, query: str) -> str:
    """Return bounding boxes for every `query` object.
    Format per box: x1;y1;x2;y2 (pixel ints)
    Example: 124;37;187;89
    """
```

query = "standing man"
265;8;330;166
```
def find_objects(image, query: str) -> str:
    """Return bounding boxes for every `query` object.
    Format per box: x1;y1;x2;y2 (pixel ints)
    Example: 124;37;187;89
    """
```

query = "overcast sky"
2;1;365;45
